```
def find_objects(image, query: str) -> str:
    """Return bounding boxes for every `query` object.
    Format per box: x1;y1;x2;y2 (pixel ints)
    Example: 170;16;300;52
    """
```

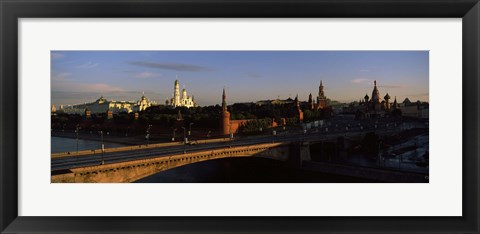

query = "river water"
136;157;375;183
51;136;127;153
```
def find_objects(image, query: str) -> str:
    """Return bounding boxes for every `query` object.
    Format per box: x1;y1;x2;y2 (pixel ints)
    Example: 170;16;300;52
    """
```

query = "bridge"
51;142;311;183
51;125;428;183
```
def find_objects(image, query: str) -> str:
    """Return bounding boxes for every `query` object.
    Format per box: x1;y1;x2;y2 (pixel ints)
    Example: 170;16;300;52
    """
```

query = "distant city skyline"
51;51;429;106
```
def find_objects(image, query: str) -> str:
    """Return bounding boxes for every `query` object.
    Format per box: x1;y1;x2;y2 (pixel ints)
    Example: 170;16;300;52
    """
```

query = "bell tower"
221;88;231;135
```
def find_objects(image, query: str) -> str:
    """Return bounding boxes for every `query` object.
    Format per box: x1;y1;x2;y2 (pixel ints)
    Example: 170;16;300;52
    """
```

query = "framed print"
1;0;479;233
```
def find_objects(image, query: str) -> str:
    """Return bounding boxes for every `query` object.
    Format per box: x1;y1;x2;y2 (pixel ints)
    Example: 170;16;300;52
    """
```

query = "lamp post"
188;123;194;136
146;124;152;146
272;130;276;143
172;128;177;142
229;124;233;148
181;127;186;154
75;124;80;155
302;129;307;142
99;130;105;165
377;140;382;167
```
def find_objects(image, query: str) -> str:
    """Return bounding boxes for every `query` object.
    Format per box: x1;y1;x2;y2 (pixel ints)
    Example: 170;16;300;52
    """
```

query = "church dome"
384;93;390;100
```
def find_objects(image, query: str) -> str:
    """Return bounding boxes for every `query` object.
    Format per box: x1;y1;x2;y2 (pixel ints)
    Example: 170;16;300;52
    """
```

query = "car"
186;140;197;145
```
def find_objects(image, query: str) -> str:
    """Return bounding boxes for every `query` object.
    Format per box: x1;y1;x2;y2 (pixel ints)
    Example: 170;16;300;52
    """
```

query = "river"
51;136;127;153
136;157;376;183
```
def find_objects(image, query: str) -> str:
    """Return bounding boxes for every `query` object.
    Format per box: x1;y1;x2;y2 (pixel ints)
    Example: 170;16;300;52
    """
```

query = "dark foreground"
135;157;378;183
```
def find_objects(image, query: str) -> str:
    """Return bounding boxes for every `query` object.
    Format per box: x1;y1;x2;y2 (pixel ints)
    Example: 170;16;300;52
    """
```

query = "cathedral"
168;79;196;108
359;80;394;114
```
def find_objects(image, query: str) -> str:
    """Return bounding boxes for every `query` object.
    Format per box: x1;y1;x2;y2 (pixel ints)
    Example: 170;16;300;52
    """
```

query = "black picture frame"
1;0;479;233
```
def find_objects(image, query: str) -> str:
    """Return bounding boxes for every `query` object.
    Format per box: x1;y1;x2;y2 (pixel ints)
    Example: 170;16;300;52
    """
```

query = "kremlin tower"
317;80;327;109
294;94;304;123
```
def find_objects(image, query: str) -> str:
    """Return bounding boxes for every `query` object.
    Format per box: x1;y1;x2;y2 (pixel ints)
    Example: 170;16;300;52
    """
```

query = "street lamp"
181;127;186;154
146;124;152;146
230;132;234;148
98;130;105;165
188;123;194;136
75;124;81;155
377;140;382;167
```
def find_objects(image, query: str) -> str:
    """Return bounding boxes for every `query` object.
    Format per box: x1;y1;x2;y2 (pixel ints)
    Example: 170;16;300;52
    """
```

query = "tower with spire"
308;93;314;110
371;80;381;112
294;94;304;122
174;79;180;106
317;80;327;109
221;88;231;135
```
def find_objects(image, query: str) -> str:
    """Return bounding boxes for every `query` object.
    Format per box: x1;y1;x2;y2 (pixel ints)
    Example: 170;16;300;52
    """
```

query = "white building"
169;79;196;108
58;93;153;115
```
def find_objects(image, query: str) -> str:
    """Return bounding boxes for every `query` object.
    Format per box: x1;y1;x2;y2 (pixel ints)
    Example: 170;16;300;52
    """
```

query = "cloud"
52;72;72;81
379;84;408;88
52;79;125;93
350;78;372;84
75;62;99;69
135;71;161;79
51;52;65;59
128;61;213;72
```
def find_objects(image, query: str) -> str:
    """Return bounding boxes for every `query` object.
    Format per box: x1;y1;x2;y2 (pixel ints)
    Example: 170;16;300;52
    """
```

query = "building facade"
169;79;196;108
57;93;153;115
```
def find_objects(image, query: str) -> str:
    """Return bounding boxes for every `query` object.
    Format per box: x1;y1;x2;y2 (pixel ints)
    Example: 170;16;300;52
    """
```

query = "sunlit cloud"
52;72;72;81
135;71;161;79
52;81;125;93
350;78;372;84
75;62;99;69
128;61;213;72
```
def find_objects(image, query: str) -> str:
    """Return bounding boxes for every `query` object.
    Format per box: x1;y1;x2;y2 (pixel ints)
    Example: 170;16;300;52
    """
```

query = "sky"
51;51;429;106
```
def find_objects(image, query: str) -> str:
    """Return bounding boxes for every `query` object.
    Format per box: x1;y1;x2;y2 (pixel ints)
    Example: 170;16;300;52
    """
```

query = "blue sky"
51;51;428;106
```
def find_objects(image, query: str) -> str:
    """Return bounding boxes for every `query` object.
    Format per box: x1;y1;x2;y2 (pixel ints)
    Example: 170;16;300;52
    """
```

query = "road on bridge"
52;122;420;172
